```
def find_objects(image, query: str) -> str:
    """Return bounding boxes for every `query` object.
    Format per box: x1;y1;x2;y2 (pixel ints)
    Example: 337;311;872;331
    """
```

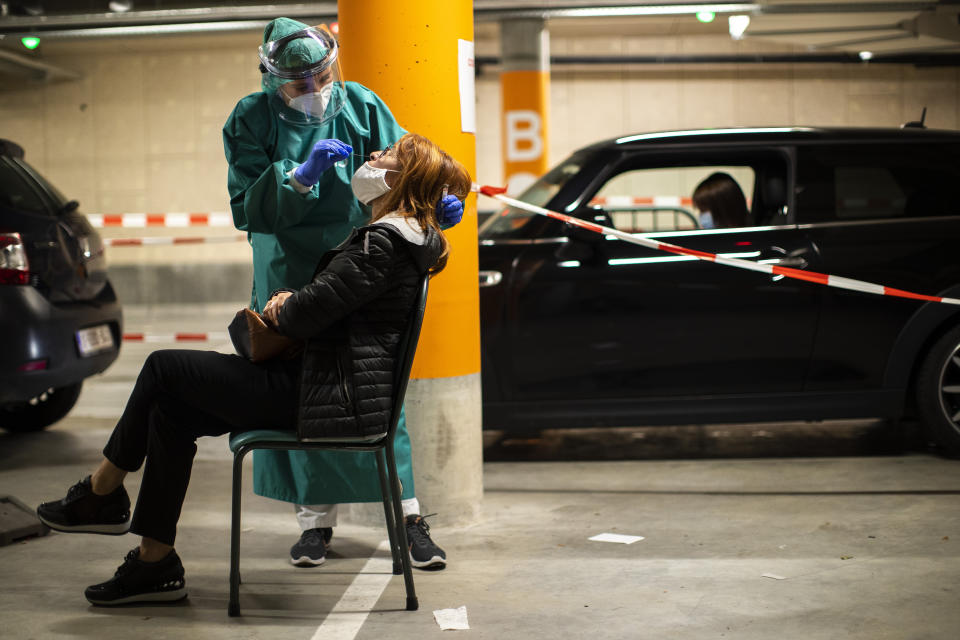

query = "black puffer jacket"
275;215;445;439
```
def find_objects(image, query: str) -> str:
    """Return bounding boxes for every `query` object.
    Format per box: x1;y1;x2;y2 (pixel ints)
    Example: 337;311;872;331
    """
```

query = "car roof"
580;126;960;152
0;139;25;159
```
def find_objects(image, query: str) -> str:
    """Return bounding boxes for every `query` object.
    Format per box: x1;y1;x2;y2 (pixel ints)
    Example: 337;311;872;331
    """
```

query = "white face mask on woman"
285;83;333;118
351;162;398;205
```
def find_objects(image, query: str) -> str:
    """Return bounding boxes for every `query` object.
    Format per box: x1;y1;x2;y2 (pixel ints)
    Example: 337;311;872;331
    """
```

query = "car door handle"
772;256;808;269
479;270;502;288
760;246;810;270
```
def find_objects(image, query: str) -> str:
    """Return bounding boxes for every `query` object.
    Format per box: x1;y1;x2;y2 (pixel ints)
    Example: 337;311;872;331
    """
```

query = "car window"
479;150;589;239
0;157;50;215
590;166;755;232
796;143;959;224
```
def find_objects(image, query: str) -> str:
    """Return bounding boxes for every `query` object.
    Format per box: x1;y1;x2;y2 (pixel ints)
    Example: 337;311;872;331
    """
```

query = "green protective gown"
222;81;414;505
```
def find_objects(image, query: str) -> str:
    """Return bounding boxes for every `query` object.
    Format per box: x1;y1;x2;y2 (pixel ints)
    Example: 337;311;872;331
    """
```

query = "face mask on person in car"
699;211;715;229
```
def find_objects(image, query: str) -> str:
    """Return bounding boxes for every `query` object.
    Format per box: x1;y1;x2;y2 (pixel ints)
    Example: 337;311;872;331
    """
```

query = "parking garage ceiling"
0;1;958;71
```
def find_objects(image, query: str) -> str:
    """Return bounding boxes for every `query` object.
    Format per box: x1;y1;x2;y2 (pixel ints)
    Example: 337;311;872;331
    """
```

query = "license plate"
76;324;114;357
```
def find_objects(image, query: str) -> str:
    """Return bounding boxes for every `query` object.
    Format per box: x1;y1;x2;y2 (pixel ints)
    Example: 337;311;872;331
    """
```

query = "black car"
0;139;122;432
478;126;960;454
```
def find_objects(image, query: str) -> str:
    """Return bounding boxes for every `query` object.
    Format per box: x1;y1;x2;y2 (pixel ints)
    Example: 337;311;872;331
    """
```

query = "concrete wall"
2;23;957;302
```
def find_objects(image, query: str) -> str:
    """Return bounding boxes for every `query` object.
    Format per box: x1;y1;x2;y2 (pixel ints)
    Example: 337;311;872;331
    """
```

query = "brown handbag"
228;308;303;362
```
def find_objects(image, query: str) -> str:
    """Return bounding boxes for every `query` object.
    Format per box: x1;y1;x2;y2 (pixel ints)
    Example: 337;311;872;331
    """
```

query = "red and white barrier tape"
590;195;694;207
87;213;233;228
123;332;229;343
103;235;247;247
476;184;960;307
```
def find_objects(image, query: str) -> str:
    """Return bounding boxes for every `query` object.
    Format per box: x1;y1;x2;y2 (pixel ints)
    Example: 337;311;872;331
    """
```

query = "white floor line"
309;539;395;640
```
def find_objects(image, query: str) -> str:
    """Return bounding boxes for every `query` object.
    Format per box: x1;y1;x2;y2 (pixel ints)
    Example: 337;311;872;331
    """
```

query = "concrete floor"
2;305;959;639
3;427;960;639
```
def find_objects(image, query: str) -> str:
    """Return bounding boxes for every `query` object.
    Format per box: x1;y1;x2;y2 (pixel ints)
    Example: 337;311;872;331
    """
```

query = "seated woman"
692;172;750;229
35;132;471;606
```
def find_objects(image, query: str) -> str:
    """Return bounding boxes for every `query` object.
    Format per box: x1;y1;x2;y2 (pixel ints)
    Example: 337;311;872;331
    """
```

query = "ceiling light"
20;36;40;50
109;1;133;12
728;15;750;40
540;5;756;19
696;11;716;23
859;51;874;61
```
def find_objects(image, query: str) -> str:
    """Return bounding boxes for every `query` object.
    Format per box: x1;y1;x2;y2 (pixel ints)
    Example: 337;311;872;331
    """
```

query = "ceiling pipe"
5;20;280;39
474;52;960;70
0;3;336;31
0;46;81;80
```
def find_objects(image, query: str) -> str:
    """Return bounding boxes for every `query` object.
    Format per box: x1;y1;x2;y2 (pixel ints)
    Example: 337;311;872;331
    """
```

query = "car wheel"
916;325;960;456
0;382;83;433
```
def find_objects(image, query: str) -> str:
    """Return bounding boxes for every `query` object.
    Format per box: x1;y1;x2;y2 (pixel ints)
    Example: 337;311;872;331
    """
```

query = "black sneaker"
405;514;446;570
36;475;130;535
84;547;187;606
289;527;331;567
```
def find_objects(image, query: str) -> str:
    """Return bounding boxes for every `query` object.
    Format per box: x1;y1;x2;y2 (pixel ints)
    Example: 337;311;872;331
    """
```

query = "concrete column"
500;18;550;196
337;0;483;526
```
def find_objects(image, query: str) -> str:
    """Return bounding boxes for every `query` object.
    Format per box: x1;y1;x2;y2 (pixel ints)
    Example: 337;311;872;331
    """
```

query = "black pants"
102;349;300;546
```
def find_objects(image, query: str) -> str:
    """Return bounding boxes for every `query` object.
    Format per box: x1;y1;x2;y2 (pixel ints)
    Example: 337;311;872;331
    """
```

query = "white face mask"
285;83;333;118
351;162;397;205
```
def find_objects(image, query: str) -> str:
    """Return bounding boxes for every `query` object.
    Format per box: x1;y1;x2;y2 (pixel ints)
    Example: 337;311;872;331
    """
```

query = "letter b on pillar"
506;110;543;162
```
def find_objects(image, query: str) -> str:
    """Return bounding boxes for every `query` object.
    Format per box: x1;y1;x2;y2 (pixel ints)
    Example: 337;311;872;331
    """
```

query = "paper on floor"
762;573;787;580
433;605;470;630
589;533;645;544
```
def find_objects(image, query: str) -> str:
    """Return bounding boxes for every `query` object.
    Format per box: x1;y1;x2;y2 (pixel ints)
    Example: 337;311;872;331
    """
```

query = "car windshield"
479;151;588;239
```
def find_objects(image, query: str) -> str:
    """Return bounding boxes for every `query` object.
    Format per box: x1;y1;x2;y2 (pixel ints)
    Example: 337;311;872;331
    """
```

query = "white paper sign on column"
458;39;476;134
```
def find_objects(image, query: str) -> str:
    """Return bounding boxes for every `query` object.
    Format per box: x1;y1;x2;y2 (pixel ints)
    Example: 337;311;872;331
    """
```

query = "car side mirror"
555;208;613;263
59;200;80;215
566;208;613;244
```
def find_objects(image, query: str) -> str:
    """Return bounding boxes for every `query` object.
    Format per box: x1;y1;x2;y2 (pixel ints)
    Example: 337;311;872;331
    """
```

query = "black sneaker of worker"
405;514;447;570
289;527;332;566
36;475;130;535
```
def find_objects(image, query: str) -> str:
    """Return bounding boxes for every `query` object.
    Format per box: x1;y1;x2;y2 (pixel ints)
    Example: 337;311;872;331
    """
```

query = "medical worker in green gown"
222;18;460;569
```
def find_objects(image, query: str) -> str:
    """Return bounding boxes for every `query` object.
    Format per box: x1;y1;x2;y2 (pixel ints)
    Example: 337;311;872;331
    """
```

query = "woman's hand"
263;291;293;326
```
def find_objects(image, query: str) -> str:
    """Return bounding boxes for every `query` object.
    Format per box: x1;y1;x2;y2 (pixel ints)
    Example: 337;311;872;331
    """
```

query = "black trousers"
102;349;300;546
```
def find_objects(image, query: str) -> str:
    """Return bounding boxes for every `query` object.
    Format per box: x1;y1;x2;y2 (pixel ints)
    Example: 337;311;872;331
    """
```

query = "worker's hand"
293;139;353;187
437;194;464;230
263;291;293;326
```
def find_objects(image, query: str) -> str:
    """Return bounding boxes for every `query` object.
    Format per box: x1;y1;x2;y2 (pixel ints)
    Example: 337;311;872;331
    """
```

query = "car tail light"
0;232;31;285
18;359;48;372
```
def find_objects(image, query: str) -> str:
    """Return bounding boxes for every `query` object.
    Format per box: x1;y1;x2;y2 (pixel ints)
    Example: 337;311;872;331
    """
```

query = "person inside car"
35;133;470;607
692;172;750;229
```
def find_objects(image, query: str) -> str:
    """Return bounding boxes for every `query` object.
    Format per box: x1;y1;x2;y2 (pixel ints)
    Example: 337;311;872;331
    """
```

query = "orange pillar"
338;0;482;525
500;19;550;195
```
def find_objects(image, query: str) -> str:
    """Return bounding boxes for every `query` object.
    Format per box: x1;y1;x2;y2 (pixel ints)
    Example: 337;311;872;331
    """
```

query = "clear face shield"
259;25;346;126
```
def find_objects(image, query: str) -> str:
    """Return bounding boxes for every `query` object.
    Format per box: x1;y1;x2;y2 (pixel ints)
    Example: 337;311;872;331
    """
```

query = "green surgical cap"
260;18;330;93
263;18;328;71
263;17;309;45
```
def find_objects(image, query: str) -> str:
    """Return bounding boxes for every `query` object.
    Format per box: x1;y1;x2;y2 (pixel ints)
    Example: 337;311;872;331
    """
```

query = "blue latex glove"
293;139;352;187
437;194;464;230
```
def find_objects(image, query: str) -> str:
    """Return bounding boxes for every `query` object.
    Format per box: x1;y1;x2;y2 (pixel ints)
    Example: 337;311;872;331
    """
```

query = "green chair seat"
228;429;297;452
229;429;388;453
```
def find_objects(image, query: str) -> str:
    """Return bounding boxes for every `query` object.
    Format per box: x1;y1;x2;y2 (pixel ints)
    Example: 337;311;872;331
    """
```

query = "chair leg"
228;447;247;617
376;449;402;575
385;440;418;611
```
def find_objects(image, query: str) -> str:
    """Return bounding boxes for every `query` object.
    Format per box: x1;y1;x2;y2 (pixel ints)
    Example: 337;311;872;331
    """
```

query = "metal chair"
226;274;429;617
